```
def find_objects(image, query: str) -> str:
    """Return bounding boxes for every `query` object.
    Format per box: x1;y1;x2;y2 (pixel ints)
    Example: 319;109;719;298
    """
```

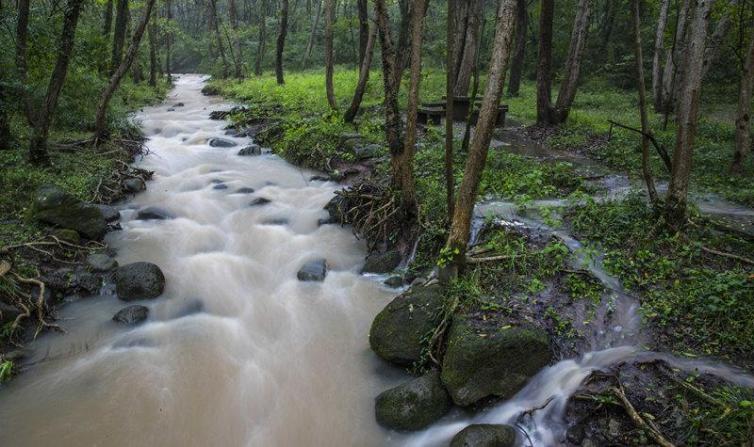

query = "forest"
1;0;754;446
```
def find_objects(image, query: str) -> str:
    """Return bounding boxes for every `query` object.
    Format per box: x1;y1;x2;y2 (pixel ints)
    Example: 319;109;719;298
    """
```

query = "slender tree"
28;0;86;165
374;0;403;157
666;0;714;224
15;0;31;121
660;0;691;114
229;0;243;78
275;0;289;84
148;19;158;87
454;0;484;97
652;0;671;111
0;81;10;151
95;0;157;144
357;0;369;65
166;0;173;80
731;26;754;173
536;0;554;125
103;0;114;35
443;0;517;278
111;0;129;74
701;0;737;80
446;0;457;218
324;0;337;109
303;0;323;65
209;0;229;78
344;22;376;123
507;0;527;96
255;0;268;75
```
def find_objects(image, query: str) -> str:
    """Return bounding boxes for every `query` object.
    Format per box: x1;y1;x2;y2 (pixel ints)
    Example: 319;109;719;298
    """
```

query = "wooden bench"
417;106;444;126
419;97;508;128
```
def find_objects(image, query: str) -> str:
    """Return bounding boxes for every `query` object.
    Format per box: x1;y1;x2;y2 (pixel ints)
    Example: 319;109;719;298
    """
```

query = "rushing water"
0;74;405;446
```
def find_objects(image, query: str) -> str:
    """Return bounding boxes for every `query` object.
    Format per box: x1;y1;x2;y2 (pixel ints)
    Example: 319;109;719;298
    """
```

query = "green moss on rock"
450;424;518;447
375;369;451;431
31;185;107;240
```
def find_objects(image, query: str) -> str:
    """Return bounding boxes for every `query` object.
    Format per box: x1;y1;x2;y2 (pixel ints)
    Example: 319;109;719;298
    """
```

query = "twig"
607;119;672;173
465;253;519;264
701;245;754;266
611;383;676;447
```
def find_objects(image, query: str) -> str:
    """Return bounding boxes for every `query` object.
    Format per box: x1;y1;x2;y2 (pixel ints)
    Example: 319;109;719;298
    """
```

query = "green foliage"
0;360;13;383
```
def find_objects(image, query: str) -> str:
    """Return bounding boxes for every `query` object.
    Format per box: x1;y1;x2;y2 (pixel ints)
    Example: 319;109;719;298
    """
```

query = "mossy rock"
362;250;402;274
441;315;551;406
31;185;107;240
450;424;518;447
369;284;444;366
375;370;451;431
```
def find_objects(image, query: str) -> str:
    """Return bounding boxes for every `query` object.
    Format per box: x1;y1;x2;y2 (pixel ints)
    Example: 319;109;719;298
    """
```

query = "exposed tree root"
611;382;676;447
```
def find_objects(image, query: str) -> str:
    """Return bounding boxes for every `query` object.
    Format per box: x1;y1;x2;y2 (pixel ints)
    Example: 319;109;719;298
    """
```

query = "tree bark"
661;0;691;114
15;0;31;122
0;81;10;151
111;0;129;75
701;0;737;80
148;20;158;86
303;0;323;65
324;0;337;109
344;22;376;123
374;0;403;155
444;0;517;277
507;0;527;96
95;0;157;144
276;0;289;84
652;0;671;111
454;0;484;97
166;0;173;80
632;0;659;204
209;0;229;78
446;0;458;219
731;28;754;174
357;0;369;65
666;0;713;225
552;0;591;123
103;0;114;36
229;0;244;78
536;0;554;125
28;0;85;165
256;0;268;75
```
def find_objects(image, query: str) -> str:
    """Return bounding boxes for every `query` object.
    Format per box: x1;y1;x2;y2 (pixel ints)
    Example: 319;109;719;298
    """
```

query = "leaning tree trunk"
632;0;659;204
652;0;671;111
357;0;369;65
111;0;129;75
229;0;243;78
324;0;337;109
275;0;289;85
536;0;554;125
209;0;229;78
454;0;484;97
730;29;754;174
507;0;527;96
28;0;85;165
303;0;322;65
255;0;268;76
374;0;403;156
446;0;458;219
666;0;713;225
148;20;158;86
444;0;517;278
661;0;691;114
95;0;157;144
344;22;376;123
552;0;591;123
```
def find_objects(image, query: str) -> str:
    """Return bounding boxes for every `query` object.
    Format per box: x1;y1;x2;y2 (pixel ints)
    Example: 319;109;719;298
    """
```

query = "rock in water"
450;424;518;447
238;145;262;156
369;284;444;366
297;259;328;282
208;138;237;148
95;204;120;222
113;305;149;325
362;250;402;274
375;370;451;431
441;315;552;406
136;207;174;220
236;187;255;194
324;195;348;224
86;253;118;272
31;185;108;240
116;262;166;301
249;197;271;207
123;178;146;193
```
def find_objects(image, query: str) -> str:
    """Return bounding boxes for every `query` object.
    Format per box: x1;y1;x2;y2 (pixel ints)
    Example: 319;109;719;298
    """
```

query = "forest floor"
0;79;169;380
210;68;754;445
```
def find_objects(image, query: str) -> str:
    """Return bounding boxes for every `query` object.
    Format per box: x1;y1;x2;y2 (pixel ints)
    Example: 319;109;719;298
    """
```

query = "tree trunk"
303;0;322;65
229;0;243;78
15;0;31;122
275;0;289;84
446;0;458;219
148;20;158;86
166;0;173;80
28;0;85;165
666;0;713;225
661;0;691;114
374;0;403;156
701;0;737;80
256;0;268;75
632;0;658;204
536;0;554;125
357;0;369;65
454;0;484;97
444;0;517;277
507;0;527;96
552;0;591;123
103;0;114;35
731;29;754;174
652;0;671;111
95;0;157;144
209;0;229;78
344;22;376;123
324;0;337;109
111;0;129;75
0;81;10;151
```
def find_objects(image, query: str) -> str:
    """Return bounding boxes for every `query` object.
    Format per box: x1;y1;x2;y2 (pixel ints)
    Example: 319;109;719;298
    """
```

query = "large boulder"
450;424;518;447
115;262;165;301
441;315;551;406
209;138;237;148
238;144;262;156
31;185;108;240
369;284;444;366
297;259;328;282
362;250;402;274
375;370;451;431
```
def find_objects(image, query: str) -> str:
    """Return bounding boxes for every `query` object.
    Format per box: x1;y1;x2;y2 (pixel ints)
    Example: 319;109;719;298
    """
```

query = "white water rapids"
1;75;752;447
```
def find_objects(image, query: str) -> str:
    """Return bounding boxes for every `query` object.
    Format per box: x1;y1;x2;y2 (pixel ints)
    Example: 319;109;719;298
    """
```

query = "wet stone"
86;253;118;272
235;187;255;194
238;145;262;156
95;204;120;222
297;259;328;282
115;262;166;301
209;138;237;148
213;184;229;190
136;207;174;220
113;305;149;325
249;197;271;207
262;218;289;226
450;424;518;447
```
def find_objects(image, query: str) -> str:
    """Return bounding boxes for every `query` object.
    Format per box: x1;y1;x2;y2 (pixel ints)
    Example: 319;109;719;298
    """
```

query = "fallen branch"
608;120;672;173
611;383;676;447
701;245;754;266
465;254;519;264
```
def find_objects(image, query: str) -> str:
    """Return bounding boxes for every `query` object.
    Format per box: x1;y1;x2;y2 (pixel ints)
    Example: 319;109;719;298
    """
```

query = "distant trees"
507;0;527;97
276;0;289;84
111;0;129;75
731;24;754;173
324;0;337;109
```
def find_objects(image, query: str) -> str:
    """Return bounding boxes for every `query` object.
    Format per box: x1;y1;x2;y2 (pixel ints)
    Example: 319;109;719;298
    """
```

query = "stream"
1;75;752;447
